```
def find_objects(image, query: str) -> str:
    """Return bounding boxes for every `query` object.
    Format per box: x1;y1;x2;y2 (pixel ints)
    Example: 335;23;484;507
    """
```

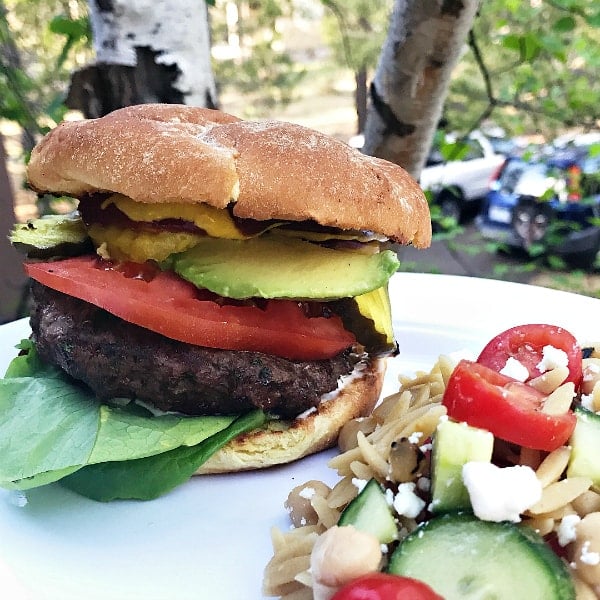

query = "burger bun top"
27;104;431;247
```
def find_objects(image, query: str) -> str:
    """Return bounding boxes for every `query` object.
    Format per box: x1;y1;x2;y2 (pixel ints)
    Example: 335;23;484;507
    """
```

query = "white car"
420;131;506;222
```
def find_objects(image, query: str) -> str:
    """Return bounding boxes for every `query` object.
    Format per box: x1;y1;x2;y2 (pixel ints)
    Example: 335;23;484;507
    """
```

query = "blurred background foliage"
448;0;600;137
1;0;598;149
1;0;90;150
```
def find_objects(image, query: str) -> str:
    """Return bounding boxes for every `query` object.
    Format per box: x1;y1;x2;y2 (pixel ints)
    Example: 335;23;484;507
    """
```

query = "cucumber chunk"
567;405;600;486
430;419;494;513
338;478;397;543
388;513;574;600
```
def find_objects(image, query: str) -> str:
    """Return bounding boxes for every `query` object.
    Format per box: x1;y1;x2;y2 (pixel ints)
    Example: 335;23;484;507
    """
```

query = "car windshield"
496;161;551;196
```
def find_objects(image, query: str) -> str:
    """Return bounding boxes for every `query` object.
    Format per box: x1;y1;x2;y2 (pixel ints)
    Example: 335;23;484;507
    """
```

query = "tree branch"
467;24;598;134
542;0;587;20
320;0;354;70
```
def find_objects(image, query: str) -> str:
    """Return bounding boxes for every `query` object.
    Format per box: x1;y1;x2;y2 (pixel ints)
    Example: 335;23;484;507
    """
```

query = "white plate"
1;272;599;600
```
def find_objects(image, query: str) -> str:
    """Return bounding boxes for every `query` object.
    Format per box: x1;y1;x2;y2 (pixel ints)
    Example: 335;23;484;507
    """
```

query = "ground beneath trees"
400;221;600;298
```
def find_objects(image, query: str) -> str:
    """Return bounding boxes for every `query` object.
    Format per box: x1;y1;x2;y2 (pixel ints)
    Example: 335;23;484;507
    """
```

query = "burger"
4;104;430;501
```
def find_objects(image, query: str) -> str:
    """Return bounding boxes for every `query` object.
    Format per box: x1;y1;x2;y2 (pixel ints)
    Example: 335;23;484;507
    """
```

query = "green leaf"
48;15;89;41
439;140;469;162
587;10;600;27
0;345;261;498
547;254;568;270
4;339;52;378
0;376;100;486
501;33;541;61
553;16;576;32
589;143;600;158
89;404;237;464
539;34;568;62
60;410;266;501
501;33;521;51
43;94;68;124
521;33;542;61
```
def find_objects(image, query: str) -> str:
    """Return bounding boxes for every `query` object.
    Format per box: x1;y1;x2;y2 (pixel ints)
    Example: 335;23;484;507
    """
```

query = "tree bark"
67;0;219;118
355;67;368;134
0;133;28;323
362;0;481;179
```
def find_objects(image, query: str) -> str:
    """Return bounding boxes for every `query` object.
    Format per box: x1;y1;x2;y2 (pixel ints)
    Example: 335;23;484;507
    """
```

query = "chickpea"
572;490;600;516
310;525;382;600
571;512;600;588
572;575;599;600
285;480;331;528
581;358;600;396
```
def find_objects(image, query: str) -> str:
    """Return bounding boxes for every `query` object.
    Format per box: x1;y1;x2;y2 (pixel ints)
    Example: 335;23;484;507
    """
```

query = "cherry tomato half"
331;573;443;600
443;360;576;452
477;324;582;387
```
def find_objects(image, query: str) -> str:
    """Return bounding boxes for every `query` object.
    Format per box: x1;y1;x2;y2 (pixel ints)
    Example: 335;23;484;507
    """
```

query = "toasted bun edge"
194;357;386;475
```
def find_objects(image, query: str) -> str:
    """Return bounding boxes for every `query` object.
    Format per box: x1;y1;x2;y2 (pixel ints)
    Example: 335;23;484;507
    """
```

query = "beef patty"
29;282;360;417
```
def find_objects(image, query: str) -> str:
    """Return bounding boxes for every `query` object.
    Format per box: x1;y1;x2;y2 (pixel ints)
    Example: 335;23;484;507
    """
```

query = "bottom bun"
195;358;387;474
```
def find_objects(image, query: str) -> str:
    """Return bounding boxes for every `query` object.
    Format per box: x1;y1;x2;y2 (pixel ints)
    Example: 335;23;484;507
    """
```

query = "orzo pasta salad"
263;324;600;600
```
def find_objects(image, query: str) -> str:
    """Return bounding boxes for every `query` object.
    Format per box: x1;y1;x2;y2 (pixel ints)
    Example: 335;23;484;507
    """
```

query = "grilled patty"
29;282;359;417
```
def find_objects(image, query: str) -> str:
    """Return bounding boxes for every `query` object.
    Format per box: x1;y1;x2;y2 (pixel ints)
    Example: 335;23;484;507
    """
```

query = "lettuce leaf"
4;338;60;378
61;410;266;501
89;404;237;464
0;342;266;500
0;376;99;487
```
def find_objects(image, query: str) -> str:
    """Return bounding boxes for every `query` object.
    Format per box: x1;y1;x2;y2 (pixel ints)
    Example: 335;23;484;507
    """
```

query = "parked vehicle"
420;131;505;222
488;136;519;157
476;148;600;266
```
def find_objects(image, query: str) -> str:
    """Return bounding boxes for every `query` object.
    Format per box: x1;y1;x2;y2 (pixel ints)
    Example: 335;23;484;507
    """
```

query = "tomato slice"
443;360;576;452
25;256;356;360
477;324;582;387
331;573;443;600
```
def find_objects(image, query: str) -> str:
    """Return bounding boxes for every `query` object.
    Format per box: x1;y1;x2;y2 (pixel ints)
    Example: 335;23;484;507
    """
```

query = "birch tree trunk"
362;0;481;179
67;0;218;118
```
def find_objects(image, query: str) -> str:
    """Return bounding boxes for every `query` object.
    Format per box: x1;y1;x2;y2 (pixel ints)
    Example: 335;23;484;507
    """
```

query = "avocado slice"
164;234;400;300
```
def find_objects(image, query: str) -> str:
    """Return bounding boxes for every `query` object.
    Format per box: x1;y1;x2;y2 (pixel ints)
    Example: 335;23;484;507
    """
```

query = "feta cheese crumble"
462;462;542;522
581;393;595;411
298;487;316;500
557;514;581;546
351;478;369;493
392;482;426;519
500;357;529;382
537;345;569;373
580;540;600;566
408;431;423;445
